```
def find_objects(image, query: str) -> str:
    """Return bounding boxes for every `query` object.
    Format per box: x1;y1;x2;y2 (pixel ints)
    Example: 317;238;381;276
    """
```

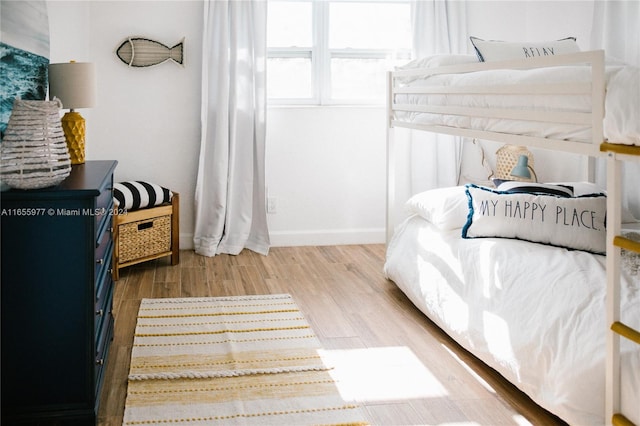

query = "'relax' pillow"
462;184;606;254
470;36;580;62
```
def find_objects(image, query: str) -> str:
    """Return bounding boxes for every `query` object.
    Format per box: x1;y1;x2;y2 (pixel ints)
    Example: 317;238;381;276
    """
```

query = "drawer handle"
96;309;104;316
138;221;153;231
96;359;104;366
96;258;104;265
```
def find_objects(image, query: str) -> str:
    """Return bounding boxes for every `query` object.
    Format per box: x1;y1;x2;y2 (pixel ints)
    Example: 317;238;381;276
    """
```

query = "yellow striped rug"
123;294;368;425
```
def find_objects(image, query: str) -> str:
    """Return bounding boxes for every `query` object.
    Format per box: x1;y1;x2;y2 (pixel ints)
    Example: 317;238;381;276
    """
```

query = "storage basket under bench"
112;181;179;280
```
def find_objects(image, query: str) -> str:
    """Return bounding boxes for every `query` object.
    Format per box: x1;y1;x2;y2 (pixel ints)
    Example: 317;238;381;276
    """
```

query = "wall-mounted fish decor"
116;37;184;67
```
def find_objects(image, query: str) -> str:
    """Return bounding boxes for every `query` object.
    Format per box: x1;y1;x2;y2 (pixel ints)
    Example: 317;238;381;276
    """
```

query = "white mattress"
394;62;640;146
384;215;640;425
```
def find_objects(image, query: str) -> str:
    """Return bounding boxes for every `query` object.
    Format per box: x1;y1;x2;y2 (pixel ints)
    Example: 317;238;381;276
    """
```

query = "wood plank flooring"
97;245;565;425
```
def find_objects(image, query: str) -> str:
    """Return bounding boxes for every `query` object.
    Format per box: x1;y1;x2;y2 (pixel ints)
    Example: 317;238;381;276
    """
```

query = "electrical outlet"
267;197;277;214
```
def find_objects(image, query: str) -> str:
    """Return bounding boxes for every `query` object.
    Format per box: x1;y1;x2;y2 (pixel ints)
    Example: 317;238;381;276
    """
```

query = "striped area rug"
123;294;368;425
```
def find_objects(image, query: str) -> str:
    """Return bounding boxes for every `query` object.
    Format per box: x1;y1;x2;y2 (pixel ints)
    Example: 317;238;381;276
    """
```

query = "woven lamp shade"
495;145;535;182
0;98;71;189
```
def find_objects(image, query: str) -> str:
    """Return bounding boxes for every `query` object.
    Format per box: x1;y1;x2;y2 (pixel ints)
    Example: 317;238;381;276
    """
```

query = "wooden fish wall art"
116;37;184;67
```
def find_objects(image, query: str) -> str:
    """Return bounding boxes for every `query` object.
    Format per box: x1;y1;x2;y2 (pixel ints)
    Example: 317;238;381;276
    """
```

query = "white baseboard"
180;234;195;250
268;228;385;247
179;228;385;251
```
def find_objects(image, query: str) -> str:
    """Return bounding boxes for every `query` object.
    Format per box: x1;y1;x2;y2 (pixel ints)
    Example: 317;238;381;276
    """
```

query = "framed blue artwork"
0;0;50;140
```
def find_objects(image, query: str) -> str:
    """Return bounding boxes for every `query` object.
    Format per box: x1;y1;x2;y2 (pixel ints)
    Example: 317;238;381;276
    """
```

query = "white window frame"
267;0;411;106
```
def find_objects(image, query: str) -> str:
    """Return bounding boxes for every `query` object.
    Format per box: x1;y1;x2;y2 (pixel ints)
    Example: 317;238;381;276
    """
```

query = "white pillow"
406;186;469;230
552;181;604;196
396;55;479;84
549;181;638;223
469;36;580;62
462;184;606;254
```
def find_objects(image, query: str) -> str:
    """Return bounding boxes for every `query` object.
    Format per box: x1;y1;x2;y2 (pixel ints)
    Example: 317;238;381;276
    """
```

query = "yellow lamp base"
61;111;86;164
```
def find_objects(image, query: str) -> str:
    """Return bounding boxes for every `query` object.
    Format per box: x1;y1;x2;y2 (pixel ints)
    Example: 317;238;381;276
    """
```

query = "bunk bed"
384;49;640;425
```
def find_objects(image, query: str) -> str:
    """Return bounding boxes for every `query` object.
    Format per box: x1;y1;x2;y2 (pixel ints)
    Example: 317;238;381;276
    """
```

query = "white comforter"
395;59;640;146
384;215;640;425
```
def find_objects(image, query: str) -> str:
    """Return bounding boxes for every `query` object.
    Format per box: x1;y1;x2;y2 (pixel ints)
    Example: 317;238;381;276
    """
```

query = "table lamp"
510;154;538;182
48;61;96;164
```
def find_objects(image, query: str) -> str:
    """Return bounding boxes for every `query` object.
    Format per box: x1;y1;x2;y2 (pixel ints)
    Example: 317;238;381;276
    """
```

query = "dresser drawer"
96;199;114;248
95;313;114;397
95;225;112;282
95;269;113;335
95;287;113;364
96;235;113;329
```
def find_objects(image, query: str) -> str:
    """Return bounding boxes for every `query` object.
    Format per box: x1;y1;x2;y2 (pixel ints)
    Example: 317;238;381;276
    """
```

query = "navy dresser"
1;160;117;425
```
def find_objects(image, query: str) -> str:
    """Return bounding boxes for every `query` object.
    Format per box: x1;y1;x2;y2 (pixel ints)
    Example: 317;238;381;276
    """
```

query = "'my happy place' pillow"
462;184;606;254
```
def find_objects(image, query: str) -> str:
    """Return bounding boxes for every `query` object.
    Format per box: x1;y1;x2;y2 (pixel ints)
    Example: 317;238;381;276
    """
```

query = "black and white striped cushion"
113;181;173;211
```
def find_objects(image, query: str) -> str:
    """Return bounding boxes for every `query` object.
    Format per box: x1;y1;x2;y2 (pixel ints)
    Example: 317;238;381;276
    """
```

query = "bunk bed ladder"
603;143;640;426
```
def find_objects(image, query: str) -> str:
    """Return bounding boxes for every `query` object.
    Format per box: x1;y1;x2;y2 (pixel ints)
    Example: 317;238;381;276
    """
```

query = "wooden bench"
112;192;179;280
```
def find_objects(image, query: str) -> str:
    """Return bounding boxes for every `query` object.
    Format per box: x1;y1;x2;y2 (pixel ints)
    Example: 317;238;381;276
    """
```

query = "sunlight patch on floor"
513;414;534;426
318;346;448;403
441;345;496;395
436;423;481;426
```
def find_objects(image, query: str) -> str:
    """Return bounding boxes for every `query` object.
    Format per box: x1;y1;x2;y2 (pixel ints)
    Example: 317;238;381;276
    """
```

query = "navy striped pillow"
496;181;574;198
113;181;172;211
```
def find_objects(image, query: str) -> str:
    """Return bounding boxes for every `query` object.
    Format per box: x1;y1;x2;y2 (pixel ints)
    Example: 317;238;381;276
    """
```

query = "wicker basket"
1;98;71;189
118;214;172;263
495;145;534;182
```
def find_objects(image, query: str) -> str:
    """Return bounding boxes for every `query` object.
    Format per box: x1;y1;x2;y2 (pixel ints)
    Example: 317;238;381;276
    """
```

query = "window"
267;0;411;105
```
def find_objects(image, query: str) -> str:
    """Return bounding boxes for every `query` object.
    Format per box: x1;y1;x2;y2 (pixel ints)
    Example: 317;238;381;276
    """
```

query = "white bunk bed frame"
603;142;640;426
385;49;640;426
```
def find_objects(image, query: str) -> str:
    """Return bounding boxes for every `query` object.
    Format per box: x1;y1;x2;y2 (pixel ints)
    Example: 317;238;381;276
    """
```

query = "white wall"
46;0;600;250
48;1;90;60
88;1;202;250
459;0;596;191
47;0;389;248
467;1;595;49
266;106;386;246
49;0;202;249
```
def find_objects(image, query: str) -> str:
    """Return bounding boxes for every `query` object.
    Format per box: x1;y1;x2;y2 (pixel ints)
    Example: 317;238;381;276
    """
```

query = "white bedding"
384;215;640;425
394;59;640;146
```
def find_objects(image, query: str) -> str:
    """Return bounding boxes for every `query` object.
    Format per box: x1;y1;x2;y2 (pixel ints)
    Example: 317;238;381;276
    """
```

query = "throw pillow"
113;181;173;211
462;184;606;254
470;36;580;62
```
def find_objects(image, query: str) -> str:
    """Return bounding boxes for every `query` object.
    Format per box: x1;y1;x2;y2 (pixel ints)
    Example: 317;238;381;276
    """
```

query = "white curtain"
591;0;640;66
194;0;270;256
408;0;468;195
591;0;640;218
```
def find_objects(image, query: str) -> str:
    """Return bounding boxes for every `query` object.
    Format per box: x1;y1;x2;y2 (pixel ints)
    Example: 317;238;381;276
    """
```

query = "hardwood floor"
97;245;564;425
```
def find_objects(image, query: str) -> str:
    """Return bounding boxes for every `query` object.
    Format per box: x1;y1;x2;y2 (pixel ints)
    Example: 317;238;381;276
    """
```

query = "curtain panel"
389;1;468;230
409;0;468;195
194;0;270;256
591;0;640;219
